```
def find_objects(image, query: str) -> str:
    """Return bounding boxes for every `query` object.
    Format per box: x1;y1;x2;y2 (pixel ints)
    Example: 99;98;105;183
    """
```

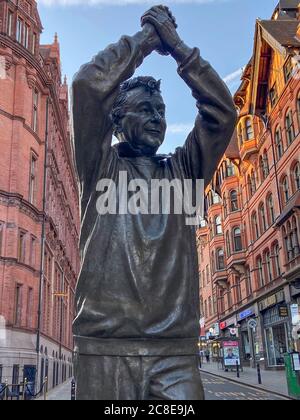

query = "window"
235;277;242;303
7;10;13;36
238;124;243;146
24;24;30;49
245;266;252;297
206;265;210;285
29;154;37;205
275;127;284;160
0;222;3;255
208;297;212;317
32;90;39;132
249;170;256;197
281;176;290;204
18;230;26;263
32;33;37;55
17;17;23;44
226;161;235;177
292;217;300;256
267;194;275;225
285;110;295;146
233;227;243;252
216;248;225;271
245;118;254;140
269;83;278;108
297;93;300;127
259;203;267;233
226;231;231;257
265;251;273;283
293;163;300;192
30;236;36;267
15;284;23;326
215;216;223;235
273;243;281;277
12;365;20;393
257;257;265;288
252;212;260;241
26;288;33;328
230;190;239;212
262;151;269;179
223;194;228;217
284;58;294;84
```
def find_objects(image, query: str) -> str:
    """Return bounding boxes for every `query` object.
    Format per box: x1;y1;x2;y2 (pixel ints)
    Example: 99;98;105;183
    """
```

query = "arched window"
226;231;231;257
260;151;269;181
216;248;225;271
230;190;239;212
211;252;215;273
281;176;290;204
257;256;265;288
226;161;235;177
285;110;295;146
252;212;260;240
292;162;300;192
238;124;243;147
233;227;243;252
250;170;256;197
267;194;275;225
297;92;300;127
275;127;284;161
212;191;221;204
272;242;281;277
259;203;267;233
245;266;252;297
223;193;228;217
292;216;300;256
245;117;254;140
287;222;295;261
215;216;223;235
264;250;273;283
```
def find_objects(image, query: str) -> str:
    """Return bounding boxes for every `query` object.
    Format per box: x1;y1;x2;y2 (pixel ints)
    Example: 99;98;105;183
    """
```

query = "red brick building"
198;0;300;370
0;0;80;390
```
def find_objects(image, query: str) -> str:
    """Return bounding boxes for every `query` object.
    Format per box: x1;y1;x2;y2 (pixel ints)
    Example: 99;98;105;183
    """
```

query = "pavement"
199;360;290;398
202;372;288;400
35;366;291;401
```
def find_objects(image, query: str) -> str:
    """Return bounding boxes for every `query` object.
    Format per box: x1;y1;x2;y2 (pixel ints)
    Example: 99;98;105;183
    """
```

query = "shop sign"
214;323;220;336
223;341;241;367
220;321;227;330
199;318;205;328
259;290;285;312
238;307;256;321
291;304;300;326
278;305;289;318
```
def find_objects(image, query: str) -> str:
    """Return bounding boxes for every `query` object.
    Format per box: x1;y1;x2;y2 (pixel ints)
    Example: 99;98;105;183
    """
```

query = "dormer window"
269;83;278;108
284;58;294;84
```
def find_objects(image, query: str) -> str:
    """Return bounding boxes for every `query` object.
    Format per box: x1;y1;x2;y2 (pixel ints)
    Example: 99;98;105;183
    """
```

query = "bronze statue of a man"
72;5;236;400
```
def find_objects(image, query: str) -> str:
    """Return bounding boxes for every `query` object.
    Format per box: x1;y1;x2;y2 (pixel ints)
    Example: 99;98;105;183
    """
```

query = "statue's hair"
111;76;161;137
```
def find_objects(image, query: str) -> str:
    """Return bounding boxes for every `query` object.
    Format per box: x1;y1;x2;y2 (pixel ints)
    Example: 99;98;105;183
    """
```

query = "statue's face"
119;87;167;156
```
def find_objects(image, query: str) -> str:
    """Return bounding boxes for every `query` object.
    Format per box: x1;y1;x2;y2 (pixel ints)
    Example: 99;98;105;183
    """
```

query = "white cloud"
38;0;227;6
167;123;193;135
223;67;244;87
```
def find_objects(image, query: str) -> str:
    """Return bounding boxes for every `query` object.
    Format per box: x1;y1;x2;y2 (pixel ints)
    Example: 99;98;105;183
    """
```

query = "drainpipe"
36;96;50;386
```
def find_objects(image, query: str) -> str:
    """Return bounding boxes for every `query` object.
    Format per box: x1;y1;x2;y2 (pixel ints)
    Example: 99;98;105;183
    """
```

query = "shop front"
290;281;300;352
259;290;290;369
237;306;257;367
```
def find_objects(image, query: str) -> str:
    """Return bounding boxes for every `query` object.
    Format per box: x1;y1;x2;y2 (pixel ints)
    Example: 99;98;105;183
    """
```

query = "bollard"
236;361;240;378
257;363;262;385
5;379;8;401
71;379;76;401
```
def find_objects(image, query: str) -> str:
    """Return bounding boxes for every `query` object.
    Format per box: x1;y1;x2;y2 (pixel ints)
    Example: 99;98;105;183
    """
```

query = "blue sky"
37;0;278;153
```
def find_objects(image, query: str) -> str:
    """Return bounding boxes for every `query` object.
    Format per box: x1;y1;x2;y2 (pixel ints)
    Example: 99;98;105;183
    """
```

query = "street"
202;372;288;401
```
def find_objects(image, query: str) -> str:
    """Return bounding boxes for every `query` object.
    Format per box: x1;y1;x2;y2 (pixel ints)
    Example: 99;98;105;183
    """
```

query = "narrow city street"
202;372;288;401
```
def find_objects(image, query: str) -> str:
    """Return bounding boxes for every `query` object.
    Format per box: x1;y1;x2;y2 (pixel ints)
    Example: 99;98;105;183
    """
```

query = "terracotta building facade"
0;0;80;390
198;0;300;370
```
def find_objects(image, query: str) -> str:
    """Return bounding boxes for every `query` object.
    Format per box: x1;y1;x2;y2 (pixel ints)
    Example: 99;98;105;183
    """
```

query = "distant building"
0;0;80;390
198;0;300;370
